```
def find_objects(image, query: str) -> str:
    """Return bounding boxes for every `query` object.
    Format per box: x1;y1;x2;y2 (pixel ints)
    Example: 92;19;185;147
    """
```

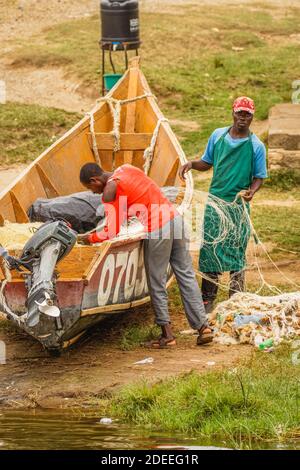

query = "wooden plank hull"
0;59;193;353
3;235;173;351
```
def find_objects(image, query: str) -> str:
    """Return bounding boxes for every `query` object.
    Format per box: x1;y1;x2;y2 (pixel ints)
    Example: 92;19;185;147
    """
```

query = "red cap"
233;96;255;115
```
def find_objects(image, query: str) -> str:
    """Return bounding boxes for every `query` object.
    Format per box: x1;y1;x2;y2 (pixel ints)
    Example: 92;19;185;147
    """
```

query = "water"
0;410;299;450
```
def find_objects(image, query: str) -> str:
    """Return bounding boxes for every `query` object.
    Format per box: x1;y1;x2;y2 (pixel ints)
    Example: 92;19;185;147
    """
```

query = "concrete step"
268;104;300;150
268;148;300;170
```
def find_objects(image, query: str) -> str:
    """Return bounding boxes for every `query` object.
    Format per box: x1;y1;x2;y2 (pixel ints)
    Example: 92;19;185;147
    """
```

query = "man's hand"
179;162;192;181
77;234;91;245
240;189;255;202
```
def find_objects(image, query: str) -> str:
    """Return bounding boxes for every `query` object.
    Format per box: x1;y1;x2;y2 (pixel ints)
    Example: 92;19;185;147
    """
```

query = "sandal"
196;324;214;345
143;335;177;349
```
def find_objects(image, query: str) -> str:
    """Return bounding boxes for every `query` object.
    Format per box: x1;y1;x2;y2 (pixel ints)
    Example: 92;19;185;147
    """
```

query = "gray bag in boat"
27;186;179;234
27;192;105;234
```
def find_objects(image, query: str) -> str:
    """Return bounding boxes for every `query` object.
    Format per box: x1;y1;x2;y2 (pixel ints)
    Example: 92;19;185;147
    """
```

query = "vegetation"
0;3;299;448
263;169;300;192
252;204;300;253
6;2;300;155
120;324;161;351
0;103;79;164
110;344;300;449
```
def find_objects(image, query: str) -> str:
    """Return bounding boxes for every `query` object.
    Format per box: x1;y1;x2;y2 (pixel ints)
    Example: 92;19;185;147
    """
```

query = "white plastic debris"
99;418;112;425
214;335;238;346
254;333;264;348
180;329;197;336
0;341;6;365
213;292;300;347
134;357;154;365
206;361;216;367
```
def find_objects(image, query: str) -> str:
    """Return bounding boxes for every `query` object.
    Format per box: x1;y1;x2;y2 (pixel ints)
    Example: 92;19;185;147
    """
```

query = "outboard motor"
3;221;77;328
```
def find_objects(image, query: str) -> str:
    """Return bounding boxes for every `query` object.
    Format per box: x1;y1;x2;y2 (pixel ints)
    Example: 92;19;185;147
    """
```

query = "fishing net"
0;186;299;349
183;189;300;347
212;292;300;346
0;221;42;250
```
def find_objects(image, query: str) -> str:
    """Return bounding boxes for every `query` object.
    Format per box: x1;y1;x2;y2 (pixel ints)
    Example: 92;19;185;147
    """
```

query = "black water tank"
100;0;140;50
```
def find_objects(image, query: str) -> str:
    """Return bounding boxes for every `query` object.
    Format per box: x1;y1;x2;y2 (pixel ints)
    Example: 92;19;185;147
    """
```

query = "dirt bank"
0;165;27;189
0;251;298;410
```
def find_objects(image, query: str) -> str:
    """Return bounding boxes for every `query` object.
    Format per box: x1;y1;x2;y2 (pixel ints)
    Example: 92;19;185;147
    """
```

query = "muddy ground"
0;308;252;409
0;233;298;410
0;0;299;409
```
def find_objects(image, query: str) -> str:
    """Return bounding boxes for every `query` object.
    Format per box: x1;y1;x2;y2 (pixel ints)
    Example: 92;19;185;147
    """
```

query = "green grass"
110;344;300;448
1;4;300;170
252;205;300;252
6;3;300;156
120;324;161;350
0;317;19;334
0;102;79;164
252;171;300;254
263;169;300;192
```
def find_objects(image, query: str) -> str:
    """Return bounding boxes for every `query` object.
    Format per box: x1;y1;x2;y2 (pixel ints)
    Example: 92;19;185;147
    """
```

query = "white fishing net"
212;292;300;346
0;187;299;350
0;221;42;250
184;189;300;347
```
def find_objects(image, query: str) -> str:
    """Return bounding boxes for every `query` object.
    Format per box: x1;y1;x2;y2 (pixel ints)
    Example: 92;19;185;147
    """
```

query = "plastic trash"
233;314;263;328
259;338;274;351
0;246;8;258
0;341;6;365
206;361;216;367
254;333;264;348
99;418;112;425
214;335;238;346
180;329;197;336
263;347;274;353
134;357;154;365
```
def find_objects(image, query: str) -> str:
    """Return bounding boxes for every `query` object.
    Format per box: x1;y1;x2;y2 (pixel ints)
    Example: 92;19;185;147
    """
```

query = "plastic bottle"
234;314;262;327
258;338;274;351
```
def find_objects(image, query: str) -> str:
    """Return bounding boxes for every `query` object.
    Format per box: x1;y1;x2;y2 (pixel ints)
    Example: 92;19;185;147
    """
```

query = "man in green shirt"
179;97;268;312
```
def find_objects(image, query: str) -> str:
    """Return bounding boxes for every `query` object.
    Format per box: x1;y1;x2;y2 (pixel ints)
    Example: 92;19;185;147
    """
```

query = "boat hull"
0;58;192;353
3;235;173;351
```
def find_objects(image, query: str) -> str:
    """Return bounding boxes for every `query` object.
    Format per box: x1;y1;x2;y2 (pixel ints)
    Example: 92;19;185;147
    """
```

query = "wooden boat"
0;58;193;354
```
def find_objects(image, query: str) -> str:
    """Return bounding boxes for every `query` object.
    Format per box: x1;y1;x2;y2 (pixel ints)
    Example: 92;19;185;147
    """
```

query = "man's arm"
88;198;124;243
103;180;117;203
179;130;219;181
179;160;212;180
242;140;267;201
241;178;264;201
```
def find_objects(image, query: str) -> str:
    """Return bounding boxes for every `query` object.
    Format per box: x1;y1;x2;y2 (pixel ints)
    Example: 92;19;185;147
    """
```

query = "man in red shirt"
79;162;213;347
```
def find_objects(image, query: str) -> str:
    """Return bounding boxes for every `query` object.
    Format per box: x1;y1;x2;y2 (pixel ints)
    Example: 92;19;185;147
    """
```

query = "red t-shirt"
89;164;177;243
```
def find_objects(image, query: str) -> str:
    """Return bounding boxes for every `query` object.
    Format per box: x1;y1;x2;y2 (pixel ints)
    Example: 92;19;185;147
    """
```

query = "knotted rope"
86;110;101;166
86;93;156;167
143;118;169;175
